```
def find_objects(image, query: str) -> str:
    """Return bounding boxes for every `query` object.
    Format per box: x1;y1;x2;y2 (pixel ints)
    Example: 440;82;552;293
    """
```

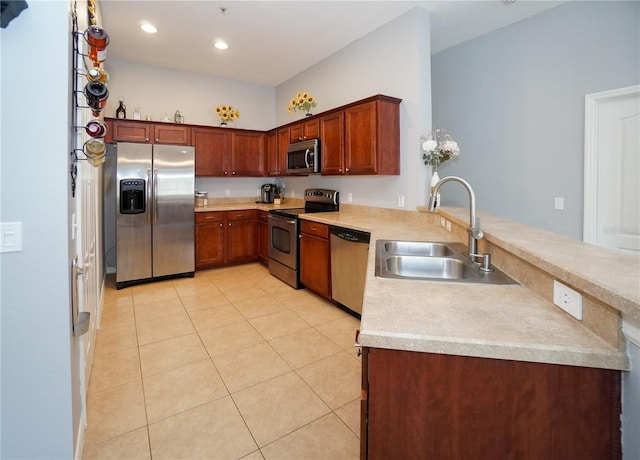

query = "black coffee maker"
260;183;278;203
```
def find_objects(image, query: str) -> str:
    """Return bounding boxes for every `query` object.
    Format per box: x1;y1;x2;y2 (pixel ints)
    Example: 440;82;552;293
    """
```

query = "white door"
584;85;640;255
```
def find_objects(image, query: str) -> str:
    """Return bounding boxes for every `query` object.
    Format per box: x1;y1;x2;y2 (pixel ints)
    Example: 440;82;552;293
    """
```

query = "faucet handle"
470;217;483;239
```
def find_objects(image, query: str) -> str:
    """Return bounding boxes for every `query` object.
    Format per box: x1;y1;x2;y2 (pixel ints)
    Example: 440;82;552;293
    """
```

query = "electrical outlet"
446;220;452;232
440;217;446;228
291;190;295;198
225;189;230;197
398;196;405;208
347;192;353;203
553;280;583;320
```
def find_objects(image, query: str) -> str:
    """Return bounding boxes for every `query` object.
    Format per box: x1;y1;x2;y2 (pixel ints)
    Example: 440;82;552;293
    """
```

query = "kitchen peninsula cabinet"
361;347;621;460
105;119;190;145
195;210;257;270
300;221;331;300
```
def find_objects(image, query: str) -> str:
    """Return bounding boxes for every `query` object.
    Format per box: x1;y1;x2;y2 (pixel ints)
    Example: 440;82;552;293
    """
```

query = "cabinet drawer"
195;212;224;223
227;210;256;221
301;220;329;238
258;210;269;223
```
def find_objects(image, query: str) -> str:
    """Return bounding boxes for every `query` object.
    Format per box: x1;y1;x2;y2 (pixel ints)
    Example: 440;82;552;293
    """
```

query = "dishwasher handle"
330;226;370;244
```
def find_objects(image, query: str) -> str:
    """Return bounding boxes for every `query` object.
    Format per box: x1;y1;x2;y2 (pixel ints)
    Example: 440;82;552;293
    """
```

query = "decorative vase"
430;169;440;208
220;121;227;127
305;112;313;117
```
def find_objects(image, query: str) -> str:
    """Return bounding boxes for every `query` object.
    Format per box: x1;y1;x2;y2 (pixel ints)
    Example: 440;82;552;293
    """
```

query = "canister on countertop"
195;191;208;207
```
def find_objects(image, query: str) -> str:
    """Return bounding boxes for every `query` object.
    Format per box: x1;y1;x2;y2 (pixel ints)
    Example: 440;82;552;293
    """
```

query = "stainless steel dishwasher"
330;226;371;316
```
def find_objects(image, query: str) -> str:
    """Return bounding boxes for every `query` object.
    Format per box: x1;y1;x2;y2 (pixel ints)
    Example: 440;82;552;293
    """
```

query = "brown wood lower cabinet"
195;210;257;270
257;210;269;265
361;347;621;460
299;220;331;300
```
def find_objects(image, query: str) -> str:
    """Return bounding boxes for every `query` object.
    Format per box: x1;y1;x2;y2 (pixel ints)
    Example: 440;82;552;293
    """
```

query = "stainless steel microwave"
286;139;320;175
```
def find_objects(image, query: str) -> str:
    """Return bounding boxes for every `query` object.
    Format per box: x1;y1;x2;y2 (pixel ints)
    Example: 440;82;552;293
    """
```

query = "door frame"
583;84;640;245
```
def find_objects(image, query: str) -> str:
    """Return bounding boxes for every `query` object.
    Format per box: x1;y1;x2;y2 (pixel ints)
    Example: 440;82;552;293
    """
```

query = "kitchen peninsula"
300;205;635;459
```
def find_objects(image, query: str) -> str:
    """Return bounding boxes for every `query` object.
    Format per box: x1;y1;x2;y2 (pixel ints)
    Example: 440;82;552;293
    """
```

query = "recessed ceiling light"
214;40;229;50
140;23;158;33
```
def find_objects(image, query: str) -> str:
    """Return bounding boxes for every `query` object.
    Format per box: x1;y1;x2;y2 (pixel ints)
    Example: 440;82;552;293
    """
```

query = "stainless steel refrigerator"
115;142;195;289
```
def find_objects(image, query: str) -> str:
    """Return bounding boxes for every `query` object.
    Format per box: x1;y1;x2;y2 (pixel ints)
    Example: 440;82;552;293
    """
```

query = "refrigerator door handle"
146;169;152;224
153;168;159;224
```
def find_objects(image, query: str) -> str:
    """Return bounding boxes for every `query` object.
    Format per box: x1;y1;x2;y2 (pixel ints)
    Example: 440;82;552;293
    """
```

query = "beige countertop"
300;207;635;371
192;201;636;370
195;200;303;213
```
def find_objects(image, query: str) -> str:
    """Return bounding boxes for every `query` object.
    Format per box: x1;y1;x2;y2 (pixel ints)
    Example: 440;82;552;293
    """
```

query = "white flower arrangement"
421;128;460;170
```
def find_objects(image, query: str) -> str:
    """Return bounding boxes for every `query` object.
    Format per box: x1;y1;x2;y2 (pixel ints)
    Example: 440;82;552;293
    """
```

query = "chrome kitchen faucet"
428;176;493;272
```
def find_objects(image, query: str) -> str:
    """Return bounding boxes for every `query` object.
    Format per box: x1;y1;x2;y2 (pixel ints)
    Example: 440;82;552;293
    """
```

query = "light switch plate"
1;222;23;253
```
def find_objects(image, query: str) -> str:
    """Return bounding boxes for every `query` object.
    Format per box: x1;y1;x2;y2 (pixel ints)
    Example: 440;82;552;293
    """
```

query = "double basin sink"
375;240;517;285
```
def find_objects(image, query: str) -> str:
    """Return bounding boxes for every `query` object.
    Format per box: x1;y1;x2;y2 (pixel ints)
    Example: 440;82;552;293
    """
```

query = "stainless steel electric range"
268;189;339;288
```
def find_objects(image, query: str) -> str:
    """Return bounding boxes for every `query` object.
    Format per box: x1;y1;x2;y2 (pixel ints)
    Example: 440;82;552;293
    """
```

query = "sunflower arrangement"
287;91;317;114
214;104;240;124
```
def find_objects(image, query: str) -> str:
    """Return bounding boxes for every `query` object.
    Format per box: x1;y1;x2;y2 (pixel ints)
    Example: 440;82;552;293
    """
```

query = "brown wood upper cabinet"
193;127;265;177
231;130;266;176
106;119;190;145
266;127;289;176
322;96;401;176
192;127;230;176
290;118;320;142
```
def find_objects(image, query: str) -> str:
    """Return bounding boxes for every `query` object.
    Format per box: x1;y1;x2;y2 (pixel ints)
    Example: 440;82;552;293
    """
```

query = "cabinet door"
193;127;230;176
289;122;303;142
231;131;266;176
227;219;256;263
111;120;152;143
290;119;319;142
320;111;345;175
277;127;290;176
195;213;226;269
266;130;278;176
344;101;377;174
153;124;191;145
364;348;621;460
300;230;331;300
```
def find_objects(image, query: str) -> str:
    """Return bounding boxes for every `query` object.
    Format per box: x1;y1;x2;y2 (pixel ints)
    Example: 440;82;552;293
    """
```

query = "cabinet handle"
346;168;350;172
146;138;149;142
219;223;223;227
228;223;232;226
155;138;159;142
205;216;216;219
339;168;343;172
224;171;228;175
232;171;236;175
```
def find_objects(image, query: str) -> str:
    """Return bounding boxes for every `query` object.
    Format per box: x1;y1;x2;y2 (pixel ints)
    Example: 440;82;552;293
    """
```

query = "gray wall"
0;1;77;458
431;0;640;240
431;3;640;458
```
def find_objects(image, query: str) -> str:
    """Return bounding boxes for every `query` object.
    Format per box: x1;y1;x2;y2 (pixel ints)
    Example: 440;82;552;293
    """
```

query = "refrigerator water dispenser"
120;179;145;214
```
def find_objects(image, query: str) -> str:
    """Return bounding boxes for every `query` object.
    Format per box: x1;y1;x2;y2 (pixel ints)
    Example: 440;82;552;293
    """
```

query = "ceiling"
100;0;566;86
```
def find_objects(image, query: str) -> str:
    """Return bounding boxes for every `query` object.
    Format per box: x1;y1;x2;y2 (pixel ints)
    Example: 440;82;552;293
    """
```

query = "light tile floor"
83;263;362;460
